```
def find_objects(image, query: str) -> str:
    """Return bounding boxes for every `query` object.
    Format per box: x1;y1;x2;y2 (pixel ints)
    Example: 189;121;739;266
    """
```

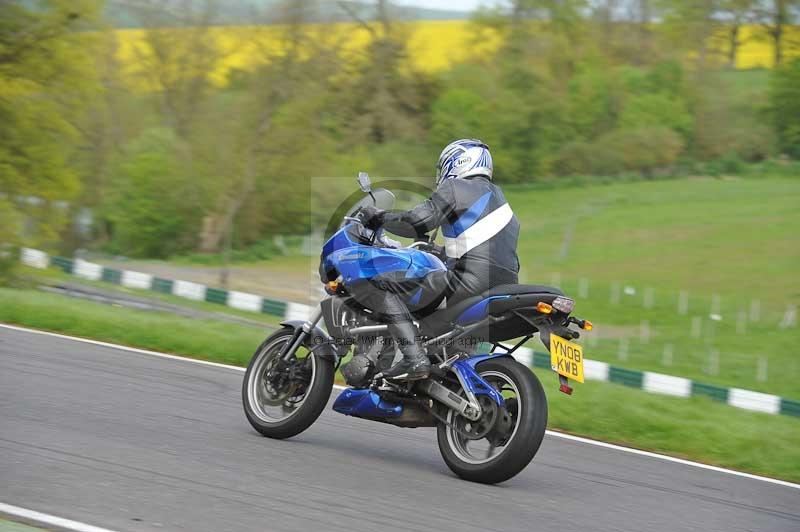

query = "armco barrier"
16;247;800;419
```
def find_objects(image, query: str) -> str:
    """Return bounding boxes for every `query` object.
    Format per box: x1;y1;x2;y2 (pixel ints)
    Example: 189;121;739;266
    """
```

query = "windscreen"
345;188;395;218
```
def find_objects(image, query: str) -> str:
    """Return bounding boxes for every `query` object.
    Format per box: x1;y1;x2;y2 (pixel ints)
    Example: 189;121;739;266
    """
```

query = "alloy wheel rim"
247;335;315;424
445;370;522;465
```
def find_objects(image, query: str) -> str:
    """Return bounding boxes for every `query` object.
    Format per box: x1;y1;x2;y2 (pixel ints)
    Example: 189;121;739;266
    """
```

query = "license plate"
550;334;585;383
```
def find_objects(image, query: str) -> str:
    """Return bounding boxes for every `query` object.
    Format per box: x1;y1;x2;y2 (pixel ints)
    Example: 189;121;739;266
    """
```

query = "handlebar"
414;240;446;260
344;209;445;259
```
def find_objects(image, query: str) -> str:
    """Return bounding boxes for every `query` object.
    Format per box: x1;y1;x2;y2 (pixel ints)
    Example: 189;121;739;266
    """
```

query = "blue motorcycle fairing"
451;354;508;407
322;223;446;284
321;223;358;259
332;388;403;418
456;295;511;326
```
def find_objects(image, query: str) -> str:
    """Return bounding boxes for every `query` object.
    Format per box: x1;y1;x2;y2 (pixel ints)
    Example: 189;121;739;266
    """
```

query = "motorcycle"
243;173;593;484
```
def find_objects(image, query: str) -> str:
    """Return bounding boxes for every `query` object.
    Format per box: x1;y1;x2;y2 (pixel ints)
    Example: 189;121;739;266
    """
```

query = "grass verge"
2;286;798;482
18;265;284;327
0;288;268;366
540;371;800;482
0;518;50;532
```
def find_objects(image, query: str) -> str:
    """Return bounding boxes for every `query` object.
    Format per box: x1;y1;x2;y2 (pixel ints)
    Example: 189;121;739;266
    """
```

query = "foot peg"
377;358;431;381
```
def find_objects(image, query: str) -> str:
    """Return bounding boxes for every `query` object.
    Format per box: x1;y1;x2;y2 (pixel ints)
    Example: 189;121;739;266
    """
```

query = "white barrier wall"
728;388;781;414
584;359;610;382
121;270;153;290
511;346;534;367
73;259;102;281
643;371;692;398
228;291;263;313
21;248;49;269
172;280;206;301
285;302;313;321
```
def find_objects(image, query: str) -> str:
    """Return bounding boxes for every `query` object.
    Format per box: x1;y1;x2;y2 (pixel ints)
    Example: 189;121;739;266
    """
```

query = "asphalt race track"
1;325;798;532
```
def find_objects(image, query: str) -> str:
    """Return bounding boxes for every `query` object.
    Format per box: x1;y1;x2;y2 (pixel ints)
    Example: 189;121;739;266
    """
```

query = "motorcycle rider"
358;139;521;381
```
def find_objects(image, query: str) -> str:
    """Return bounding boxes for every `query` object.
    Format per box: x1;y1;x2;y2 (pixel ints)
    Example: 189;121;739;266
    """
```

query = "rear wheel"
242;327;334;439
436;358;547;484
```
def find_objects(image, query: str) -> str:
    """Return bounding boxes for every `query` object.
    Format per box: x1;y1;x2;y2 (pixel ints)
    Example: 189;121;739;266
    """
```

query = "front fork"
279;307;324;362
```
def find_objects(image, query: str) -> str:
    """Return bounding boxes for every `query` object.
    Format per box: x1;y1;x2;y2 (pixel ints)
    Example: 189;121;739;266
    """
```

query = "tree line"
1;0;799;263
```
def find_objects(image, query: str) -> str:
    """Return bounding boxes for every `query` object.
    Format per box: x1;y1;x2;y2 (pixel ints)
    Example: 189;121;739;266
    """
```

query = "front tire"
242;327;334;439
436;358;547;484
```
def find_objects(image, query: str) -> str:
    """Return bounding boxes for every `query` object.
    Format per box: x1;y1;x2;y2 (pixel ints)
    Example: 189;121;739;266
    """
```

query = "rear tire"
242;327;334;439
436;358;547;484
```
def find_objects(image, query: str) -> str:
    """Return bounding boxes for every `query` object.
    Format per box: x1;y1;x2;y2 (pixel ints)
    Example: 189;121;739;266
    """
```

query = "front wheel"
242;327;334;439
436;358;548;484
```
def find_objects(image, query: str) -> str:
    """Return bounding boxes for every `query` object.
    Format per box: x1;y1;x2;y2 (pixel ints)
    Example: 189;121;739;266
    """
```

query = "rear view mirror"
357;172;372;193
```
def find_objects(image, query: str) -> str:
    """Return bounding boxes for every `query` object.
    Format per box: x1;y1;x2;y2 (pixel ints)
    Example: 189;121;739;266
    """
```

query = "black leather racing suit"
352;175;520;358
384;175;520;304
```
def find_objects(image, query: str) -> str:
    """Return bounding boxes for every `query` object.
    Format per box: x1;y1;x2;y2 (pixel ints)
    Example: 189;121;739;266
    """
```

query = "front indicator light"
325;281;340;295
536;302;553;314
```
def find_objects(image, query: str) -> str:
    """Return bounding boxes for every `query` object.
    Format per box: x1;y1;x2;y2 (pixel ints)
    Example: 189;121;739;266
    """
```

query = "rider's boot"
380;321;430;381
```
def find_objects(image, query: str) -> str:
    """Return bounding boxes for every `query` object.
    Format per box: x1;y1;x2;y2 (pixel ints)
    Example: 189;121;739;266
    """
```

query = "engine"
341;355;374;387
340;337;400;387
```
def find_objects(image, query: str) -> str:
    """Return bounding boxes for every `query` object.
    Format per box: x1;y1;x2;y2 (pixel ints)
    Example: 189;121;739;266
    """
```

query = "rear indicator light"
536;302;553;314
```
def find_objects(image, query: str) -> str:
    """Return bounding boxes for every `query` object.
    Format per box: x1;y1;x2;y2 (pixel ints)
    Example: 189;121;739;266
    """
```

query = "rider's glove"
360;205;386;231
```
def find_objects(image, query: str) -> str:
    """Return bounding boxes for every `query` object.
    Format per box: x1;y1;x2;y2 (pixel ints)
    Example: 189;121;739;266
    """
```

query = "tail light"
552;296;574;313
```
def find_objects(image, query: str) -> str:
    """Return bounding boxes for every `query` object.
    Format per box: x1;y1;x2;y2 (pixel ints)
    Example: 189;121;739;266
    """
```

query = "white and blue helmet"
435;139;493;186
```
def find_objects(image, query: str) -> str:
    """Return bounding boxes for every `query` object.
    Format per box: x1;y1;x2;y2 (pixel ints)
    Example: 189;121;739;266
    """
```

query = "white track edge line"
540;431;800;489
2;322;798;491
0;323;245;372
0;502;119;532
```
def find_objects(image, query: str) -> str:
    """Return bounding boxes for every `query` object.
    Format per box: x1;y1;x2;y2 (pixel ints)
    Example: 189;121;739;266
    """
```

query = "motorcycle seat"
480;284;564;298
419;284;564;336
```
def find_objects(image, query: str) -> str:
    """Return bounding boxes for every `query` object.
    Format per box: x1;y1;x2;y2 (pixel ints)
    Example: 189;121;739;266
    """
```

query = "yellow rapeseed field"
727;24;800;68
113;20;799;88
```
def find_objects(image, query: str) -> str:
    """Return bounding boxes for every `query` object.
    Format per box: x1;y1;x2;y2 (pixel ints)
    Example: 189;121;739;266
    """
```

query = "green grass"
19;265;284;327
0;519;49;532
503;176;800;397
541;371;800;482
0;288;268;366
2;286;798;482
506;177;799;303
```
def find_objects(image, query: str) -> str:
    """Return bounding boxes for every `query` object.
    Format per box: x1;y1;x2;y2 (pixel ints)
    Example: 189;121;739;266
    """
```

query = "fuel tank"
321;223;446;284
